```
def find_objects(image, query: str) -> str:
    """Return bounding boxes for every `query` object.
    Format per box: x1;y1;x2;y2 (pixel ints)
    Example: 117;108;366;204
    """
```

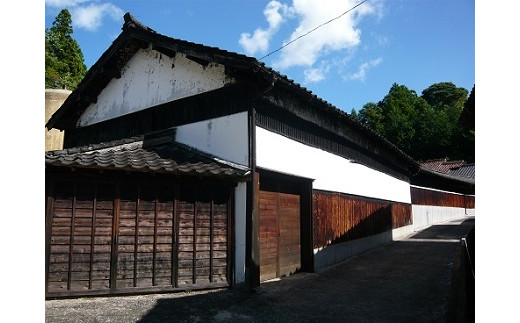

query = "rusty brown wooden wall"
259;190;301;282
312;191;412;249
411;186;475;209
46;176;232;298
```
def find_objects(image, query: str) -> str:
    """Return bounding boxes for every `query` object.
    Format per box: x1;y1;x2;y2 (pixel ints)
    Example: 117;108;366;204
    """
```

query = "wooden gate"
259;190;301;282
46;178;231;297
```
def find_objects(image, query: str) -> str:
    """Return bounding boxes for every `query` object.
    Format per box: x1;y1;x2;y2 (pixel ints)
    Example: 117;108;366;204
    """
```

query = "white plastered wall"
256;127;411;204
77;48;234;127
175;112;249;166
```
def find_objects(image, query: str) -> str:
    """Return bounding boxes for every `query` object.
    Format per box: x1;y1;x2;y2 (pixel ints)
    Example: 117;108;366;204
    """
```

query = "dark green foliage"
356;82;473;162
421;82;468;112
453;85;475;162
358;102;384;134
349;108;359;120
45;9;87;90
459;85;475;133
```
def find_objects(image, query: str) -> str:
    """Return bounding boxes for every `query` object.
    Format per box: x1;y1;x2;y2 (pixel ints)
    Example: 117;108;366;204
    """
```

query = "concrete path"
46;217;474;323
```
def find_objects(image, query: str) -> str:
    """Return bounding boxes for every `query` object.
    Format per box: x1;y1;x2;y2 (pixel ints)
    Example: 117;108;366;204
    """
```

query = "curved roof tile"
46;135;250;179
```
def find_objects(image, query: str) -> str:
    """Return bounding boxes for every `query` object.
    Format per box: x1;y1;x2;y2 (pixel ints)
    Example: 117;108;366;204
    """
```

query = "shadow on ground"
46;218;475;323
137;288;255;322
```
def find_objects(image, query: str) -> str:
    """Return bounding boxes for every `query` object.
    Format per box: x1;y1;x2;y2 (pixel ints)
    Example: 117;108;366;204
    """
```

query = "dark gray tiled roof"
448;164;475;179
45;135;250;179
420;159;475;180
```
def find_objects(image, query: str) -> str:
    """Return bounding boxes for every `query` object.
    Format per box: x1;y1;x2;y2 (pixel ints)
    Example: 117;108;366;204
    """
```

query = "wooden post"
173;184;180;288
67;184;77;291
134;184;140;288
110;182;121;292
172;183;179;288
193;201;198;284
89;185;98;290
45;181;55;295
153;189;159;286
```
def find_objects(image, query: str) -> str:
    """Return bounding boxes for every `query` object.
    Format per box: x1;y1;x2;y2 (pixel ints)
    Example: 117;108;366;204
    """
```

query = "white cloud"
239;1;291;55
343;57;382;81
45;0;90;7
240;0;382;81
72;3;124;31
304;68;326;83
46;0;124;32
274;0;379;69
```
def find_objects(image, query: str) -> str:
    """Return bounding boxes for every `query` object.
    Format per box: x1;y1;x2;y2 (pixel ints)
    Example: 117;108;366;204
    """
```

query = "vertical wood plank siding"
258;190;301;282
411;186;475;208
312;191;412;249
46;175;232;298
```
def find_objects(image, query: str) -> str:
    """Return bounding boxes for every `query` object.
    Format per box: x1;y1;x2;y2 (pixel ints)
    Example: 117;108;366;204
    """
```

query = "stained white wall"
77;48;234;127
175;112;249;166
256;127;411;204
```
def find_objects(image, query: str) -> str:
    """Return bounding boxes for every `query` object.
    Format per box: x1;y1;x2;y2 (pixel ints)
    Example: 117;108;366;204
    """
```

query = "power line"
259;0;369;61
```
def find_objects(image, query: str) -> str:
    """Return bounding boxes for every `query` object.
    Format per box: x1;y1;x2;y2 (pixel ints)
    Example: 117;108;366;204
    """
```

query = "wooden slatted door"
115;183;176;290
47;182;116;295
259;190;301;282
46;180;230;297
177;192;230;288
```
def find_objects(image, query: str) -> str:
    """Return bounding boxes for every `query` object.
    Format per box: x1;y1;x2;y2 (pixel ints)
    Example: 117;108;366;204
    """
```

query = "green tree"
349;108;359;121
356;82;471;161
377;84;421;152
421;82;469;159
421;82;468;112
45;9;87;90
357;102;384;134
453;85;475;162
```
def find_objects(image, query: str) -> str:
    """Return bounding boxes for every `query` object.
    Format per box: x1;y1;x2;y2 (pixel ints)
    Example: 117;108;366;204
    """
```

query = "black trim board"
63;84;253;148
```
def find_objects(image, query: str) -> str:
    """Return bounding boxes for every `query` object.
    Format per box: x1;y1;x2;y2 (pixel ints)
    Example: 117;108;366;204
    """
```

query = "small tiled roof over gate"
45;131;250;179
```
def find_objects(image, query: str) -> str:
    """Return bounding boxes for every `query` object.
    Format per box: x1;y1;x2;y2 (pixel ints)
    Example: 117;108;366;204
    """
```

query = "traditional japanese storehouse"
45;13;474;298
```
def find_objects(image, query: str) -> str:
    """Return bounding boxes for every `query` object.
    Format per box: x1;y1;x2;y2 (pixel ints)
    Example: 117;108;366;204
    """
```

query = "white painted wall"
175;112;249;166
412;205;470;230
234;182;247;284
77;48;234;127
256;127;411;204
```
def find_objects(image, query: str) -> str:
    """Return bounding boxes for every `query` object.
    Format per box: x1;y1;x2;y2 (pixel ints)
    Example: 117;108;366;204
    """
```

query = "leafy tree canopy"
453;85;475;162
45;9;87;90
353;82;473;162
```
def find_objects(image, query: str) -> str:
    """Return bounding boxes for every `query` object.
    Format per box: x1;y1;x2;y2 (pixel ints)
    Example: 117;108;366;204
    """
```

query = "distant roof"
45;129;250;179
448;163;475;179
420;159;474;180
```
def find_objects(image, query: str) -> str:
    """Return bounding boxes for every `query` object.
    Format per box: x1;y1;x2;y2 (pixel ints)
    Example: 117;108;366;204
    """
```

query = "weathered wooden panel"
47;181;116;295
259;190;301;282
410;186;473;208
47;177;231;297
313;190;412;249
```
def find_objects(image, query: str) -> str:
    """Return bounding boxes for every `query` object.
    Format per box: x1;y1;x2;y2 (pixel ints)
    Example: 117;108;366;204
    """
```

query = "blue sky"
44;0;475;113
